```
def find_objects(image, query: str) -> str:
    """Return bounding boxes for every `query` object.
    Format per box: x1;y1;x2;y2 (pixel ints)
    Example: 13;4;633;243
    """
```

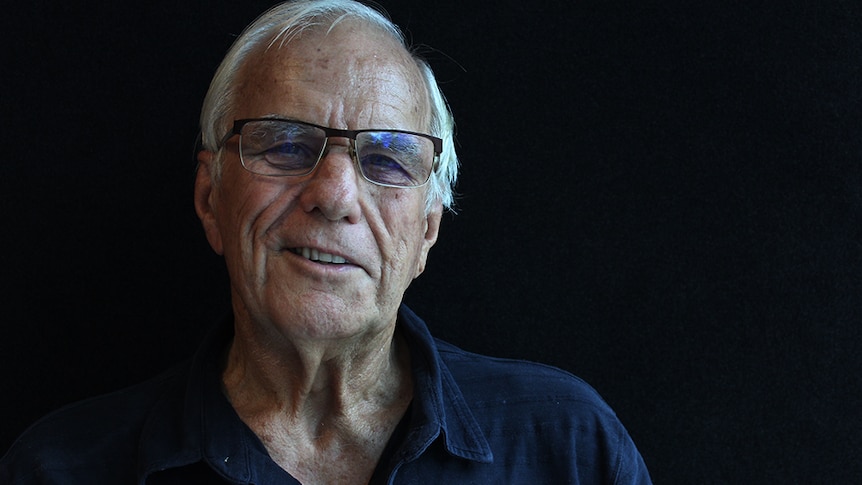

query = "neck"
221;314;413;444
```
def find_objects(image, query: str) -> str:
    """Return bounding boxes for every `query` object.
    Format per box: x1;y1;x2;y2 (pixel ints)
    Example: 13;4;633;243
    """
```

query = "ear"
414;201;444;278
194;150;225;255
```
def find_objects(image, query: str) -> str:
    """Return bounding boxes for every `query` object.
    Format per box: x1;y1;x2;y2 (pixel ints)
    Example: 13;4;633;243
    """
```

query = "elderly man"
1;0;651;483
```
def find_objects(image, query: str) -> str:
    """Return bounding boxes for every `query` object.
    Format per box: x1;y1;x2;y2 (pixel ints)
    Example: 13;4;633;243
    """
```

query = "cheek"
380;204;429;269
217;177;294;251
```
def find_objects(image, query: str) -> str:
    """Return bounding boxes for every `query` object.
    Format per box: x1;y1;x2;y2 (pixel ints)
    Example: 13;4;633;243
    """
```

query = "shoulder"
434;340;651;483
0;362;188;484
435;338;612;412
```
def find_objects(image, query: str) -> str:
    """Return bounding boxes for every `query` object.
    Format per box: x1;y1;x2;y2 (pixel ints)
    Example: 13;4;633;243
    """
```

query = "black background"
3;1;862;483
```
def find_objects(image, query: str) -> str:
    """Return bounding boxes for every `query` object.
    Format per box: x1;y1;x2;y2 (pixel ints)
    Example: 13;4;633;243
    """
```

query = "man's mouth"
290;247;349;264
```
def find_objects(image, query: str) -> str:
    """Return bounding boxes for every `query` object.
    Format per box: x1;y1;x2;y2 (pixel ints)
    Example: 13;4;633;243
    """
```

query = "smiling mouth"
290;247;349;264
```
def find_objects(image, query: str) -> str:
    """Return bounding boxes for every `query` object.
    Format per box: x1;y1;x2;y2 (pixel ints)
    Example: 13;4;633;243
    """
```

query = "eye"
355;131;434;186
267;142;304;155
242;129;322;173
261;141;312;158
359;153;417;185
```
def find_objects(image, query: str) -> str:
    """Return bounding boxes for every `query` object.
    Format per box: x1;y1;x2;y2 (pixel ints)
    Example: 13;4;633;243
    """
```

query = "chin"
264;300;391;341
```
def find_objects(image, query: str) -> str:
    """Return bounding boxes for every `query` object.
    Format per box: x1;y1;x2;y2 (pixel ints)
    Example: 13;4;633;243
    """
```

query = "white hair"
199;0;458;212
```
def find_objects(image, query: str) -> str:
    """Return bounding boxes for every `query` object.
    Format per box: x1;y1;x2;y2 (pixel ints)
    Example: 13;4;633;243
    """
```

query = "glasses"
220;118;442;188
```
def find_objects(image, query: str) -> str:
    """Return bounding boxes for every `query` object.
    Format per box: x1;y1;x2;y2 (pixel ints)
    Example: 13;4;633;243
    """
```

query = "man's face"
195;24;442;341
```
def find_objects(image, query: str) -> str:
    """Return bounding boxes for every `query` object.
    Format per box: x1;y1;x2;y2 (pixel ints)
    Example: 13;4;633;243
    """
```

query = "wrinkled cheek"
377;238;417;305
221;222;267;307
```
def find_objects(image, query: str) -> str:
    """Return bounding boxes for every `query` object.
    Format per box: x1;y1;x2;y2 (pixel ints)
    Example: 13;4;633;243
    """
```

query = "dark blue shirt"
1;306;652;484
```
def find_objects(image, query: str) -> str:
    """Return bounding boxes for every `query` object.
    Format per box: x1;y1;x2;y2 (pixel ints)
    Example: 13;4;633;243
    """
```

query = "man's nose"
297;143;362;223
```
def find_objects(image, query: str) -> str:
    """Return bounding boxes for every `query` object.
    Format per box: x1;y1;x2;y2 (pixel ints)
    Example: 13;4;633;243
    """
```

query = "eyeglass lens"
238;120;434;187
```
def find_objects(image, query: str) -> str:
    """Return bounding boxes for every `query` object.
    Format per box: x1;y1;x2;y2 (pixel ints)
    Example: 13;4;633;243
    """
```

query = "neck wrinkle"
221;318;413;441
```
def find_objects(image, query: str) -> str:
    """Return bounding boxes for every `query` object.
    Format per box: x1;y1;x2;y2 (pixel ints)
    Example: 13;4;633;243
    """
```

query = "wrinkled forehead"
235;21;431;130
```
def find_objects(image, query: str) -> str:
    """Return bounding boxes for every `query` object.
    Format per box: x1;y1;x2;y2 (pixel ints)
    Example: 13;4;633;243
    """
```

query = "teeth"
294;248;347;264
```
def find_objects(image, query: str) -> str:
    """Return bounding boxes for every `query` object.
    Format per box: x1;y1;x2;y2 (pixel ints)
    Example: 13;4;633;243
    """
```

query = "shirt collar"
396;305;493;464
136;305;492;482
137;318;266;483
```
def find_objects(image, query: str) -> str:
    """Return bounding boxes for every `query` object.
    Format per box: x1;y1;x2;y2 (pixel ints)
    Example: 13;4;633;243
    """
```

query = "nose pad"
319;139;359;173
313;138;366;185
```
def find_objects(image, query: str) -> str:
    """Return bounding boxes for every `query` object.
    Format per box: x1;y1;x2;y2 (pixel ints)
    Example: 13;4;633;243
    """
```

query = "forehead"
234;22;430;131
